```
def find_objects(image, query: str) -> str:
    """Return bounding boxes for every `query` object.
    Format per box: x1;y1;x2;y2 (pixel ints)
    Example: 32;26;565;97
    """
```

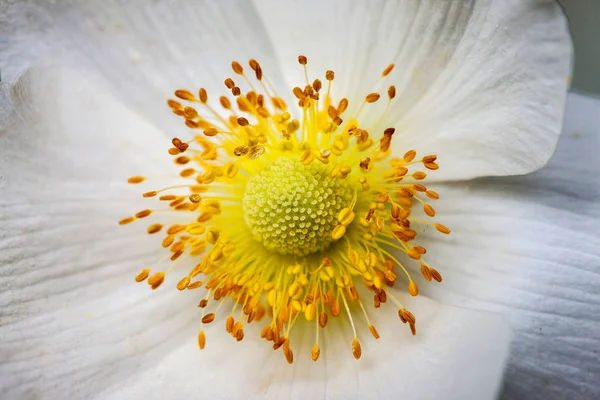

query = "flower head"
121;56;451;362
0;1;579;399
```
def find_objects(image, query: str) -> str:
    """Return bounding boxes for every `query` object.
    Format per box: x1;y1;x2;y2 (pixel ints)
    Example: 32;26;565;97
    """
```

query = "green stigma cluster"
243;157;353;256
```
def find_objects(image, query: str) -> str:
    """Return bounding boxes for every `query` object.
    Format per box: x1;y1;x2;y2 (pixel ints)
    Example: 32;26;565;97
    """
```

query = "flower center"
121;55;451;364
242;157;353;256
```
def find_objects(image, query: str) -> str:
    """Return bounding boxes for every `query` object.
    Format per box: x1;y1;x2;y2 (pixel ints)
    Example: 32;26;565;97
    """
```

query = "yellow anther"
324;266;334;278
373;275;383;290
339;166;351;179
408;280;419;296
369;325;380;339
297;274;309;286
365;93;380;103
311;344;320;362
348;248;359;265
288;282;299;297
318;270;331;282
135;268;151;282
207;228;220;244
177;276;191;291
224;162;239;178
291;300;303;312
186;223;206;236
127;176;146;184
366;253;378;267
331;224;346;240
357;259;368;273
305;303;316;321
300;149;315;165
292;264;303;275
352;338;362;360
198;330;206;350
337;208;355;226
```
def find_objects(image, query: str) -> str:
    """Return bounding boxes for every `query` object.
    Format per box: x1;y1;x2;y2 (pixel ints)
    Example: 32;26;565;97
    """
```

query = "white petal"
1;0;288;135
252;0;572;180
97;296;510;400
0;66;511;399
415;93;600;399
0;66;184;399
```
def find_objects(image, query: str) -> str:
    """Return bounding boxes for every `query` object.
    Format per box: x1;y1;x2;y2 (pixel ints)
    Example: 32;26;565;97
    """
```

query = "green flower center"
242;157;353;256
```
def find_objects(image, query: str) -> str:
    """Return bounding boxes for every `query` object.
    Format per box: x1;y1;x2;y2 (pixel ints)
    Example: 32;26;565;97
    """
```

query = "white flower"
1;1;594;400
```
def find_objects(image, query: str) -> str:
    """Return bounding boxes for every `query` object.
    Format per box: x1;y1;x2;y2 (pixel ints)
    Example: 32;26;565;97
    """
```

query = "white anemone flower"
3;1;597;400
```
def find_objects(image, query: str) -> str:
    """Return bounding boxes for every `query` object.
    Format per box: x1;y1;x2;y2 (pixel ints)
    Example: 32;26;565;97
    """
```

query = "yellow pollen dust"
121;55;449;363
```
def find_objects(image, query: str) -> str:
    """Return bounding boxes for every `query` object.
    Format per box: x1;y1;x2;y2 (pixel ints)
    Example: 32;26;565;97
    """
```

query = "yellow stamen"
123;55;450;363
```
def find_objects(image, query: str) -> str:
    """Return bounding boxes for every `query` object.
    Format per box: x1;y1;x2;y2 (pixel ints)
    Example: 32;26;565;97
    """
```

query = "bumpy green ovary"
243;157;353;256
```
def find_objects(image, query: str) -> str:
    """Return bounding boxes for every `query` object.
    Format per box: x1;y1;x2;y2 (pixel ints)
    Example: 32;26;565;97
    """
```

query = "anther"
298;55;308;65
127;176;146;184
369;325;380;339
382;64;395;77
224;78;235;89
426;190;439;200
293;87;305;99
412;171;427;180
219;96;231;109
232;61;244;75
325;70;335;81
198;330;206;350
312;79;322;92
254;66;263;81
311;344;320;361
202;313;216;324
434;224;450;234
359;157;371;170
338;98;349;114
420;264;432;281
119;217;136;225
332;224;347;240
174;89;196;101
199;88;208;103
148;272;166;289
177;276;190;290
403;150;417;162
147;224;163;234
430;268;443;282
284;347;294;364
198;299;209;308
408;281;419;296
226;316;235;333
234;145;249;156
365;93;380;103
423;204;435;217
135;268;151;282
388;85;396;99
352;338;362;360
319;312;328;328
167;99;183;109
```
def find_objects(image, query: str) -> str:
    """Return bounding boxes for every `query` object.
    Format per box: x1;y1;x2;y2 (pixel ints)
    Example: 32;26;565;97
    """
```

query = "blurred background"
560;0;600;95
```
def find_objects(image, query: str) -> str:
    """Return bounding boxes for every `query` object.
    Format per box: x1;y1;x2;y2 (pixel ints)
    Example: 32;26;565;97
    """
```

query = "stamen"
123;55;449;363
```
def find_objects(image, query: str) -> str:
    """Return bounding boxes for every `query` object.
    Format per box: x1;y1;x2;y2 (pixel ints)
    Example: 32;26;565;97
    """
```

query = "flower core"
243;157;353;256
121;56;450;363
